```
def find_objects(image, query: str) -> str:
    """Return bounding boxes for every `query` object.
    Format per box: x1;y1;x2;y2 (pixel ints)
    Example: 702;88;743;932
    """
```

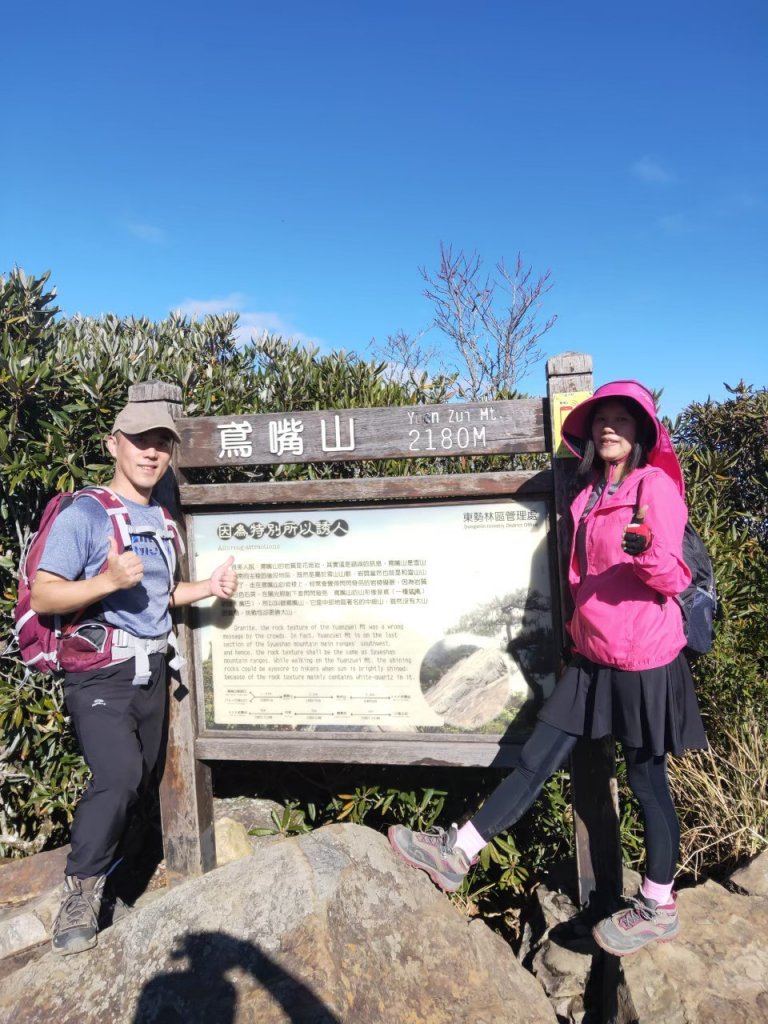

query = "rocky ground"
1;798;767;1023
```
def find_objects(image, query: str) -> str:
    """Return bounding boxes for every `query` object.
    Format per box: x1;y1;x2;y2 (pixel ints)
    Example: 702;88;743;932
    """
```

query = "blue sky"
2;1;766;417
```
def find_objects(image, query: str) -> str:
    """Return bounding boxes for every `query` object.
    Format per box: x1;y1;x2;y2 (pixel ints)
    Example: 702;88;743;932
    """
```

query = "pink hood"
560;379;685;497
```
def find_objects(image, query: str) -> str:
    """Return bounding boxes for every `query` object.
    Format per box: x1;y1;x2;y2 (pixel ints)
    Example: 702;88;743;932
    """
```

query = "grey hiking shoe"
51;874;106;956
592;891;680;956
387;824;471;892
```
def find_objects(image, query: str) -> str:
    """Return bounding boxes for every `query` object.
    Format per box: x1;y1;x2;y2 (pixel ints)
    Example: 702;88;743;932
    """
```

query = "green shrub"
0;268;453;855
1;267;765;911
671;386;768;739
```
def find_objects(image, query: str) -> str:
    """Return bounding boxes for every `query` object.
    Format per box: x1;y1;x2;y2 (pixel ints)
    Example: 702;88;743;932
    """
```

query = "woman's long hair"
576;397;656;478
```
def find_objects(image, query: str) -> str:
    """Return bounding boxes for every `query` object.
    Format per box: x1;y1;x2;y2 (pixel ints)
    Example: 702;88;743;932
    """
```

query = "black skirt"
538;652;708;757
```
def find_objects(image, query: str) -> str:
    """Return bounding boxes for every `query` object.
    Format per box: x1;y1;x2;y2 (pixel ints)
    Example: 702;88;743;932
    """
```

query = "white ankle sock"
454;821;487;861
641;877;674;906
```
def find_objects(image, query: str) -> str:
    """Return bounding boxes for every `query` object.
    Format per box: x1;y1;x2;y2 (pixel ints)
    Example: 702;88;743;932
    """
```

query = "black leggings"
622;745;680;884
469;720;680;884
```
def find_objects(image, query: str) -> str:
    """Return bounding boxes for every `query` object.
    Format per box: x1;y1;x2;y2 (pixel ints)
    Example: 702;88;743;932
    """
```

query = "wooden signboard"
129;352;621;914
179;397;545;468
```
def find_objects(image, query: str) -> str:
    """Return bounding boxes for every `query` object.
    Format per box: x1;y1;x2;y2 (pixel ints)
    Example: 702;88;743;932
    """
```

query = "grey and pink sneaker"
387;824;471;892
592;891;680;956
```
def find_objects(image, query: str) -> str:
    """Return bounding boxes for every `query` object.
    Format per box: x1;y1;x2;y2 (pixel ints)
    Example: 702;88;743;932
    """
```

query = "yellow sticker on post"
551;391;592;458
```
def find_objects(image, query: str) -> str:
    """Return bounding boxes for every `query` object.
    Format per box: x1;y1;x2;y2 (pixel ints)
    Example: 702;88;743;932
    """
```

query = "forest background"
1;266;766;939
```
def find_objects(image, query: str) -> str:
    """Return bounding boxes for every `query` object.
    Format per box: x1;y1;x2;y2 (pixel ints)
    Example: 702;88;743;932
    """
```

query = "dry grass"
669;717;768;879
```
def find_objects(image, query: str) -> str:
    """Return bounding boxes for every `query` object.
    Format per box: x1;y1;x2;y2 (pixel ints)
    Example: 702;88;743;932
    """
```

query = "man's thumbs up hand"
209;556;237;599
106;536;145;588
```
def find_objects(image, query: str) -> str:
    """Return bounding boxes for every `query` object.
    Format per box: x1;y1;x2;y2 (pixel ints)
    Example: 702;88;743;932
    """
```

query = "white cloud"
723;189;765;213
175;293;251;318
631;156;676;184
657;213;687;233
126;222;167;244
174;294;324;348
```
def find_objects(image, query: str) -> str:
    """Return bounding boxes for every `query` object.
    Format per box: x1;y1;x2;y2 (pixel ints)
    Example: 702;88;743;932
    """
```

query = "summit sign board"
176;399;545;466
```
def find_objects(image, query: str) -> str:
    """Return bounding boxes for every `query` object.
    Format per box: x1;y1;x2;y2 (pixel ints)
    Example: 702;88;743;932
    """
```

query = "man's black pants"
63;653;167;879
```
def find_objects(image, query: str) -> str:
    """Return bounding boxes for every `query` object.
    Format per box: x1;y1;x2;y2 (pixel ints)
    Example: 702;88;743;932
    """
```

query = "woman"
388;380;707;957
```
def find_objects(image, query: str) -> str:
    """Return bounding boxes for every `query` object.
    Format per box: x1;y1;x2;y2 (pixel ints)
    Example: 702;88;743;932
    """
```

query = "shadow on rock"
133;930;342;1024
542;916;639;1024
545;914;598;956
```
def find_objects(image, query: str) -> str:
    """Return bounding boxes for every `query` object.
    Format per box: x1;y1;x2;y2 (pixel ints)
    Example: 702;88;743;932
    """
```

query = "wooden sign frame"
186;479;558;766
129;352;621;915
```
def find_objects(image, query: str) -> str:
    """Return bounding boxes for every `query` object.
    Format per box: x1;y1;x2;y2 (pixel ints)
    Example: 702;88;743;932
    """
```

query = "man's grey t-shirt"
38;493;175;638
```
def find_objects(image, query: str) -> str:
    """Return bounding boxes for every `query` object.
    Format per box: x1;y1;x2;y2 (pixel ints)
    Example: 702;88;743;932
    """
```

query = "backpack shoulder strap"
73;486;133;552
152;504;184;587
580;478;605;520
156;504;185;557
74;488;183;587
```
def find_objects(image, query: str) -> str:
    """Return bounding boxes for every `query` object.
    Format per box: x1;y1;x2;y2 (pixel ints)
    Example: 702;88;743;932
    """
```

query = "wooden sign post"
545;356;622;914
129;353;621;911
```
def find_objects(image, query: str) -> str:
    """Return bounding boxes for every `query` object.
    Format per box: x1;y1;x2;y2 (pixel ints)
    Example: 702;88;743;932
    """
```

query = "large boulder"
0;844;70;907
0;823;557;1024
0;798;280;964
621;881;768;1023
730;847;768;897
523;869;768;1024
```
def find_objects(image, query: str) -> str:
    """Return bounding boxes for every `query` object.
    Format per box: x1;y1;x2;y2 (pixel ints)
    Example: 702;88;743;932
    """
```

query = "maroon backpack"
10;486;182;676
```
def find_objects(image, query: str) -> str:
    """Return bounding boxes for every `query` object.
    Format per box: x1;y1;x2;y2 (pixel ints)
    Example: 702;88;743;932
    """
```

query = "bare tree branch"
369;326;445;390
371;243;557;400
422;243;557;400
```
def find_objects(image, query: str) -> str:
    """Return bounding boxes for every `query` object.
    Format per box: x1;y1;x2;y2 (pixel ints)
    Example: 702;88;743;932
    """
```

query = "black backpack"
634;480;717;655
678;522;717;655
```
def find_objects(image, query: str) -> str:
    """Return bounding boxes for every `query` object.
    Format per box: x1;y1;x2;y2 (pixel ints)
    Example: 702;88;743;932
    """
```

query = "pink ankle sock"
455;821;487;861
642;877;674;906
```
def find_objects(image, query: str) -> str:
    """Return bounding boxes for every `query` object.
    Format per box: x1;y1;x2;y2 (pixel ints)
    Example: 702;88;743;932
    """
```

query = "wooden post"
128;380;216;885
546;354;622;915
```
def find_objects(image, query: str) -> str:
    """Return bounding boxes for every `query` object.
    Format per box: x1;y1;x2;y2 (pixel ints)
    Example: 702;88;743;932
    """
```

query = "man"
31;402;237;955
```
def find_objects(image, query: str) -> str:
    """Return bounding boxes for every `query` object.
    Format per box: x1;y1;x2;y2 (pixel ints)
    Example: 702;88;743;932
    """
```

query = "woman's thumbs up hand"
622;505;653;556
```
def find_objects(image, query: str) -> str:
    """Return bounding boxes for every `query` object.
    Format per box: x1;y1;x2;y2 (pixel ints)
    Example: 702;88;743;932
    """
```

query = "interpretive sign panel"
190;499;556;736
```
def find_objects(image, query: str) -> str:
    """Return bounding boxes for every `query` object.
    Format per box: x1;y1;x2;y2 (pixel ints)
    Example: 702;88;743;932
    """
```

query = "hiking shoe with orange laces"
387;824;471;892
51;874;106;955
592;891;680;956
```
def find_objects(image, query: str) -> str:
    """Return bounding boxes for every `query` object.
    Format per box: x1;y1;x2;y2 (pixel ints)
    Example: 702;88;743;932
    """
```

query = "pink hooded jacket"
560;381;691;671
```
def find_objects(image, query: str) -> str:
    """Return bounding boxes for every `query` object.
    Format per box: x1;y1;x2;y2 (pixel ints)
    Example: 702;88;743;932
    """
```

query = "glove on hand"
622;521;653;556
